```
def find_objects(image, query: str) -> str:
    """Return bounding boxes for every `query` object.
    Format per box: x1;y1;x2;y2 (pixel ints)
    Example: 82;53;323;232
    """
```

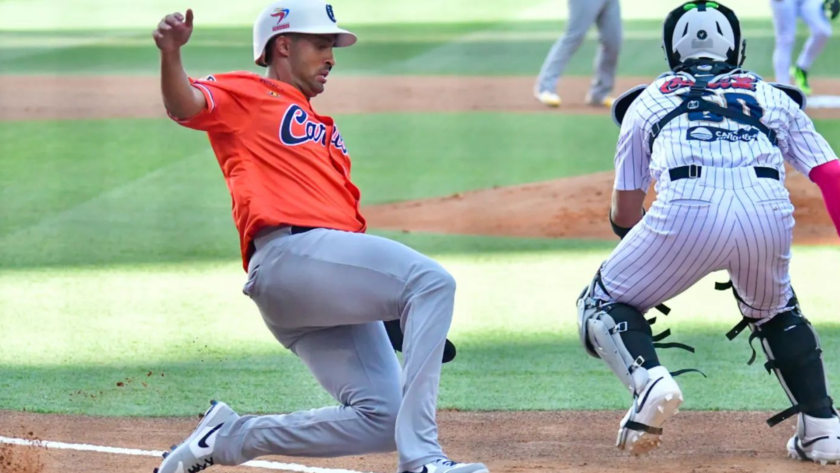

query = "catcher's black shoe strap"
624;420;663;435
793;436;811;460
767;397;835;427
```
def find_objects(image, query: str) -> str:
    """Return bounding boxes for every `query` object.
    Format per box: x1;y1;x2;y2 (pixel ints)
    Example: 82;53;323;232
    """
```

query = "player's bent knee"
412;260;457;294
815;24;832;41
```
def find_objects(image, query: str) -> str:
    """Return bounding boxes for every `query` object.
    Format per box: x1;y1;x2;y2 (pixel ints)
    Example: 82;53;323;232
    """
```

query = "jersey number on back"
688;93;764;124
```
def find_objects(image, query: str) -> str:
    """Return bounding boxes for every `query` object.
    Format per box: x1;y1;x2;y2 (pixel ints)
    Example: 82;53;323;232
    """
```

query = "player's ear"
272;34;294;60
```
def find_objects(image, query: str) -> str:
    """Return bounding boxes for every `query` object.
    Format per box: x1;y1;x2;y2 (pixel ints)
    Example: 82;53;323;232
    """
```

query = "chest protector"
611;73;806;154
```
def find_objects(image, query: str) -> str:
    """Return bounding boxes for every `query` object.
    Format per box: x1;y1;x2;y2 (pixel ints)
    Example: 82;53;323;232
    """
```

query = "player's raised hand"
152;9;194;52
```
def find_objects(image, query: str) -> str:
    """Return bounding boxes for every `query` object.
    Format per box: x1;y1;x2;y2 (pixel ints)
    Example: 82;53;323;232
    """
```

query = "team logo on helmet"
270;8;290;24
271;8;291;31
326;4;336;23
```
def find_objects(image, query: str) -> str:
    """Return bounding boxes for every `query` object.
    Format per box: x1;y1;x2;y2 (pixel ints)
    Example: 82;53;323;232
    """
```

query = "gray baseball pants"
536;0;622;101
211;226;456;473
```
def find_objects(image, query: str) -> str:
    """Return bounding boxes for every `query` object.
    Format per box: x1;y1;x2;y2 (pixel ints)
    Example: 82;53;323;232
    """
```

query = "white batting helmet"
253;0;357;67
662;1;745;71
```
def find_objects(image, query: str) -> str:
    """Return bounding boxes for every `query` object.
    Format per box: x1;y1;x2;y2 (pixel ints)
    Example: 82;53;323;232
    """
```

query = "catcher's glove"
827;0;840;20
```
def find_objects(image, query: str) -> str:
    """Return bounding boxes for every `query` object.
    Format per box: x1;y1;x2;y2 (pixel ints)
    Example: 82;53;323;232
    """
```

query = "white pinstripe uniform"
593;69;838;321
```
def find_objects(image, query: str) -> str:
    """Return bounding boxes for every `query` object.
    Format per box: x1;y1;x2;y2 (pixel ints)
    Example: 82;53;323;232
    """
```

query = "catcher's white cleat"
787;413;840;465
616;366;683;456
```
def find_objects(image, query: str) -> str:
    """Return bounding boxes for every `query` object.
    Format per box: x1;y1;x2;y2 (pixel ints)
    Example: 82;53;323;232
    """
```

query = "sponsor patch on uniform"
687;126;759;143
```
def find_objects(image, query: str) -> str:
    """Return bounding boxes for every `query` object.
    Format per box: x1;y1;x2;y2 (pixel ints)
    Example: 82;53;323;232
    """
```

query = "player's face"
289;34;337;98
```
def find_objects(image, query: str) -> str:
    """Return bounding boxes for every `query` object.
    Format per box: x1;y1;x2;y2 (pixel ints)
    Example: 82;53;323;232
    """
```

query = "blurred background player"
771;0;839;95
534;0;623;108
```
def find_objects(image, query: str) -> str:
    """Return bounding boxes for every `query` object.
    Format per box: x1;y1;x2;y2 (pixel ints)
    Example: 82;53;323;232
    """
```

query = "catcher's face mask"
662;1;745;71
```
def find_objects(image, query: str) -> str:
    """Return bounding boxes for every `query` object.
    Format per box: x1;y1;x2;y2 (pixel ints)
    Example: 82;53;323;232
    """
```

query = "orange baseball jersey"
170;71;367;271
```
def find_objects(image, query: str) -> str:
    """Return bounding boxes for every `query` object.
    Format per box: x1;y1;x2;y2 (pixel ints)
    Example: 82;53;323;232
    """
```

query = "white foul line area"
0;436;374;473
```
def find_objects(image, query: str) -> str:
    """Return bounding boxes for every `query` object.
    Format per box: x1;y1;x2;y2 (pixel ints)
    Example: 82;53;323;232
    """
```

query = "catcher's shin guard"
578;277;688;454
577;279;659;396
737;307;837;426
744;307;840;464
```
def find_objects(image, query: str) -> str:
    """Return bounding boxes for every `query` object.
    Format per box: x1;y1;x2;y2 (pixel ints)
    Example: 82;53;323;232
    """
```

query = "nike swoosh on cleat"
800;435;831;448
197;423;224;449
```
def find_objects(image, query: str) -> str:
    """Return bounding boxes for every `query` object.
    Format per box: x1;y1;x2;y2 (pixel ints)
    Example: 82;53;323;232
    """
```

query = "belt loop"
689;164;700;179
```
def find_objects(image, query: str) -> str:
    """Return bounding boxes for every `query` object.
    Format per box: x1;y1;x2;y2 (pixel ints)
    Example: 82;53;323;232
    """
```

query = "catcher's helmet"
662;1;745;71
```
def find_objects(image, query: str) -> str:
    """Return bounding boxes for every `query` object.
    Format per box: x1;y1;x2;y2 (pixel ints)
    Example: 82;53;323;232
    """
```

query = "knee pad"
751;309;836;426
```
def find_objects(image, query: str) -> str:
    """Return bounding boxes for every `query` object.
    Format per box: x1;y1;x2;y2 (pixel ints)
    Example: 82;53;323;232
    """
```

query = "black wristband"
609;208;645;240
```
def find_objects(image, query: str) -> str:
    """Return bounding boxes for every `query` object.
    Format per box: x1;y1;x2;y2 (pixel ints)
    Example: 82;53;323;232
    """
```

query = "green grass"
0;113;622;268
2;20;839;78
0;241;837;416
1;0;839;421
3;113;838;417
5;115;840;270
0;0;777;31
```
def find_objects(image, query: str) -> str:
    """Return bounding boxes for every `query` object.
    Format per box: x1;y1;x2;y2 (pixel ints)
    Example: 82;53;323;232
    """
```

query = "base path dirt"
4;75;840;120
363;167;838;246
0;409;828;473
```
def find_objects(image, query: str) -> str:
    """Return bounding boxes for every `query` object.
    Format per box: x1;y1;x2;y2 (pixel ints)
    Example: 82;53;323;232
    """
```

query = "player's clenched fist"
152;9;194;52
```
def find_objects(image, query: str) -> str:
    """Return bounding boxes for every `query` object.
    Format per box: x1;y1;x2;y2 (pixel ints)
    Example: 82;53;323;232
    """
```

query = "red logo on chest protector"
660;76;757;94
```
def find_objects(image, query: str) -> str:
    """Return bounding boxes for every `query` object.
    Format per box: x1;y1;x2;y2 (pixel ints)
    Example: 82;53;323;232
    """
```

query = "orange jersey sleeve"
170;73;255;133
169;72;366;271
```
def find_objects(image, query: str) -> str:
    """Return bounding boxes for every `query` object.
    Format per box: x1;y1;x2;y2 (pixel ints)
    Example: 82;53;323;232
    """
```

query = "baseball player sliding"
577;0;840;465
771;0;839;95
150;1;487;473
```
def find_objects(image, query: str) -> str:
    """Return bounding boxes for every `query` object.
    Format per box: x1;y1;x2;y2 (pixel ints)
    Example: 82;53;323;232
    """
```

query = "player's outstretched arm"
153;9;206;121
780;102;840;240
810;160;840;239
